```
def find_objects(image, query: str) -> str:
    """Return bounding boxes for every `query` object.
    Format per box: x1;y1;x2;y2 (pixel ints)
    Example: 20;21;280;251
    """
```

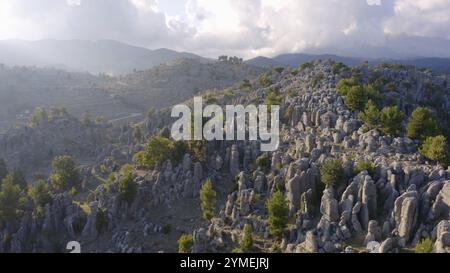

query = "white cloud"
0;0;449;58
385;0;450;38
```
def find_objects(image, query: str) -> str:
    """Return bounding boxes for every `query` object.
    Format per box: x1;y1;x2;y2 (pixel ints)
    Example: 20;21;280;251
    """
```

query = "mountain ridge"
0;39;205;75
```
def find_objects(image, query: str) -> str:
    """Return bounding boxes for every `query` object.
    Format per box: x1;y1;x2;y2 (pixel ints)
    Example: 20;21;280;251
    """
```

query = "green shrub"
419;135;449;165
320;159;344;187
28;180;52;207
266;189;289;238
354;160;376;177
274;67;284;73
200;179;217;221
358;100;380;130
265;88;282;108
240;224;254;252
118;171;137;204
406;107;439;140
332;62;345;74
258;73;272;87
299;62;313;71
345;85;367;111
162;224;172;235
415;238;433;253
133;136;187;169
240;79;252;89
380;106;404;136
0;159;8;182
256;154;270;170
336;77;359;96
178;234;194;253
96;208;108;233
29;107;48;128
365;84;382;105
0;175;25;222
50;155;80;191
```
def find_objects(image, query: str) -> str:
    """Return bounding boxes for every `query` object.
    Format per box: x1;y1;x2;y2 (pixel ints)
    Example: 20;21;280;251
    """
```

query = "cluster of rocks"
190;60;450;253
0;115;111;171
1;60;449;253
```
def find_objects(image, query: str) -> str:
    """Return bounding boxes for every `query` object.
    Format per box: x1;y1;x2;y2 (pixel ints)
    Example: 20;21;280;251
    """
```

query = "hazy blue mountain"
0;39;204;75
247;53;450;74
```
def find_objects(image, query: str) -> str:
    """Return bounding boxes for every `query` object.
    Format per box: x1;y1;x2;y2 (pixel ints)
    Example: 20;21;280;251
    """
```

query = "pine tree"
240;224;254;252
0;159;7;182
266;189;289;238
51;155;80;191
380;106;404;136
28;180;53;207
178;234;194;253
0;175;25;222
133;126;142;143
359;100;380;130
118;171;137;204
419;135;449;165
320;159;344;187
345;85;367;111
200;179;217;221
406;107;439;140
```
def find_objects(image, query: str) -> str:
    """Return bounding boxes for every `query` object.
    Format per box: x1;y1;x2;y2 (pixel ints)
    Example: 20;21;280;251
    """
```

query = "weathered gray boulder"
434;220;450;253
394;188;419;246
320;187;339;222
297;231;318;253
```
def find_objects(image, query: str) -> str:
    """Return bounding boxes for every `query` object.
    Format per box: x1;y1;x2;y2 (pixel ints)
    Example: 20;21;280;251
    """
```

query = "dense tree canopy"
407;107;439;140
0;175;25;222
50;155;81;191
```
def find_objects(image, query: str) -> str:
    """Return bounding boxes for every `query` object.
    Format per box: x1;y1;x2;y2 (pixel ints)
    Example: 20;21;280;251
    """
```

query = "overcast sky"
0;0;449;58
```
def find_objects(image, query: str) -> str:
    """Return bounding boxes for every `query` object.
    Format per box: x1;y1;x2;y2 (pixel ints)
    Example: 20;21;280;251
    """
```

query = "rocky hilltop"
0;60;449;253
0;58;263;132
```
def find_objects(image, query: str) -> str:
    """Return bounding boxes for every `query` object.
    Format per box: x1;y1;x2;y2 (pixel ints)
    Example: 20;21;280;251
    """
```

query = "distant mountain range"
246;53;450;74
0;39;204;75
1;38;450;75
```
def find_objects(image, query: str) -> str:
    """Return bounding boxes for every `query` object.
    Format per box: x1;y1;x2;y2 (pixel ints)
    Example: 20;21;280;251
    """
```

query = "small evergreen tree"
380;106;404;135
0;175;25;222
359;100;380;130
336;77;359;96
118;171;137;204
0;159;7;182
133;136;186;169
28;180;52;207
266;189;289;238
240;224;254;252
354;160;376;177
178;234;194;253
133;126;142;143
407;107;439;140
256;154;270;170
320;159;344;187
259;73;272;87
345;85;367;111
50;155;80;191
419;135;449;165
200;179;217;221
